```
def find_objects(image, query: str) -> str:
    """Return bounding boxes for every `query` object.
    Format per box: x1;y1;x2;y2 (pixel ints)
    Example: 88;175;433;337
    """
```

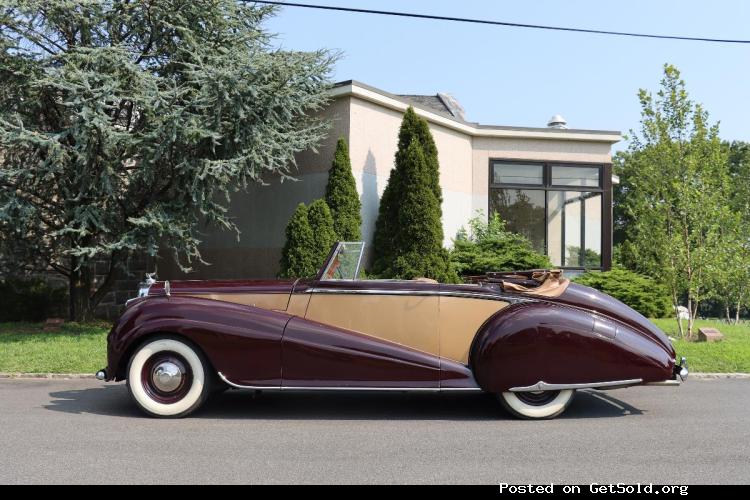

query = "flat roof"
330;80;621;144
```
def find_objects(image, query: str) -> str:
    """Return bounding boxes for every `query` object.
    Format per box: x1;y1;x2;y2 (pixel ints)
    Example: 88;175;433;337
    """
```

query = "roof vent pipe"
547;114;568;129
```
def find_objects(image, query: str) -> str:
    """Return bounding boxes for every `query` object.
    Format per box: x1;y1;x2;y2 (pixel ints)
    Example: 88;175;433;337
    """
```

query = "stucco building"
160;80;621;281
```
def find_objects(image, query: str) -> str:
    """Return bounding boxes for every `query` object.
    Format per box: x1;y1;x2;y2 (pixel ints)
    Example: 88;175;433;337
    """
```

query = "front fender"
469;302;674;393
107;296;291;387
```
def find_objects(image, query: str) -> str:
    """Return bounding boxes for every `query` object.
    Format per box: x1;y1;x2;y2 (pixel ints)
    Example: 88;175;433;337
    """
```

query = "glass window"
550;165;600;187
489;189;546;253
488;161;605;270
321;242;365;280
492;163;543;185
547;191;601;268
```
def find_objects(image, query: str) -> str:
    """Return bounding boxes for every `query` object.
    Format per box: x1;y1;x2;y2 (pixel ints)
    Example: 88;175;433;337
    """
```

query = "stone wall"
93;253;153;320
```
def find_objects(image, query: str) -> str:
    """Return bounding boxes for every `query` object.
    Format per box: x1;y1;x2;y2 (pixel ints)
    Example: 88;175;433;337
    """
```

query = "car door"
281;279;441;389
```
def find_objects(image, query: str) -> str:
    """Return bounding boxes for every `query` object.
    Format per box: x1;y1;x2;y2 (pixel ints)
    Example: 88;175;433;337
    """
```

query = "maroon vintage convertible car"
97;241;687;419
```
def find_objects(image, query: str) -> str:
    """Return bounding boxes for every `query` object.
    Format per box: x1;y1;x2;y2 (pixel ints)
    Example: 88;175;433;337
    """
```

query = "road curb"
689;372;750;379
0;373;96;379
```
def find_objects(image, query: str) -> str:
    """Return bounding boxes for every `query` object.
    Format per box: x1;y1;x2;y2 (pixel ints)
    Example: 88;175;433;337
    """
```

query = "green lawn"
651;318;750;373
0;318;748;374
0;322;109;374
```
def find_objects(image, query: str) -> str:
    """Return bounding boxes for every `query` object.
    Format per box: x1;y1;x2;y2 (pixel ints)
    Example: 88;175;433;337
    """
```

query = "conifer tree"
325;138;361;241
279;204;317;278
307;199;337;270
372;108;455;281
0;1;335;319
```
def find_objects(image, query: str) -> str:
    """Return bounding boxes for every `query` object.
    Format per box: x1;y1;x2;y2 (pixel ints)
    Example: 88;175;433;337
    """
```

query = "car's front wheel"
126;336;211;418
498;389;575;419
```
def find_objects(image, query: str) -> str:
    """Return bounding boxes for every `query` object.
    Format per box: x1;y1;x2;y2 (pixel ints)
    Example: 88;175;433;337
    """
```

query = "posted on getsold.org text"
498;484;690;496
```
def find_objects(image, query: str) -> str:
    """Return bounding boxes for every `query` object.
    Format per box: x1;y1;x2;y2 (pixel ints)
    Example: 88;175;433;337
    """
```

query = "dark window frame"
488;159;612;271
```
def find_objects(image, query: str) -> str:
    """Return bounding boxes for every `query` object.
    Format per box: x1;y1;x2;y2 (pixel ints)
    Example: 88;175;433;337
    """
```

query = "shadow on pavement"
46;384;643;420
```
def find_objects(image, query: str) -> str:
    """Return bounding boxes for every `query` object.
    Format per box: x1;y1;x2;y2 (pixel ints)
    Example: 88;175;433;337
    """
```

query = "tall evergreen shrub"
279;203;316;278
307;199;337;270
325;138;362;241
372;131;456;281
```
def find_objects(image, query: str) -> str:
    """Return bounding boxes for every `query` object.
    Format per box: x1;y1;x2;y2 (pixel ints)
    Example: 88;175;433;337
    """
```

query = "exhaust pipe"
95;369;107;381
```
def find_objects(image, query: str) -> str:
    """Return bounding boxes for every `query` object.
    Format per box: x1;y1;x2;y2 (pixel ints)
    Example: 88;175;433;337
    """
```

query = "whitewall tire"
126;336;211;418
499;389;575;419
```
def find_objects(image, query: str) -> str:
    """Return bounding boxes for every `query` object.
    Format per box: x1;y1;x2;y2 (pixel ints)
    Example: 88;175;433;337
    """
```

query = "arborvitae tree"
325;138;361;241
279;204;317;278
396;107;441;203
375;139;457;282
307;199;337;270
372;107;450;278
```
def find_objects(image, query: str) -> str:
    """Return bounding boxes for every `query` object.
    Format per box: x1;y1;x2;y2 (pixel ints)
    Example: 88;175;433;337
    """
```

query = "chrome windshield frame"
319;241;366;281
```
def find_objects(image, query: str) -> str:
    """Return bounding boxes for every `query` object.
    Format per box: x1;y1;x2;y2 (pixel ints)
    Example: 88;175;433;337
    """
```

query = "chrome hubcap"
152;362;183;393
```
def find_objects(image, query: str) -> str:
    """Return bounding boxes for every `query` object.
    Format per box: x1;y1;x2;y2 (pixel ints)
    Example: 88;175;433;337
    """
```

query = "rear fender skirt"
509;379;643;392
469;302;674;393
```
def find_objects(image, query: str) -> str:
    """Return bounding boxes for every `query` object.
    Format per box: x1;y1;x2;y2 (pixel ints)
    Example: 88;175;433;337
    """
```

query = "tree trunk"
68;253;122;322
672;291;684;339
688;298;699;339
726;305;732;324
737;300;742;325
68;261;94;322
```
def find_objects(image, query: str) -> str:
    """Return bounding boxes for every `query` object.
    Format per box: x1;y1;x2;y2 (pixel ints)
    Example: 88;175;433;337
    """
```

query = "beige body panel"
304;292;509;364
286;294;312;317
305;294;440;356
180;290;508;365
439;297;509;364
180;293;290;312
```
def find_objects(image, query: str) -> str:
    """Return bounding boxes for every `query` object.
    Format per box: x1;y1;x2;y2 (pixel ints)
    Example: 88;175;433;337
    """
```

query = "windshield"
320;242;365;280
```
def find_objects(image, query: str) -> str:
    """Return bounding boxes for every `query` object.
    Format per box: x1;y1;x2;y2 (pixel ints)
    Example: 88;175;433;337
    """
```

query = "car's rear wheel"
126;336;211;418
498;389;575;419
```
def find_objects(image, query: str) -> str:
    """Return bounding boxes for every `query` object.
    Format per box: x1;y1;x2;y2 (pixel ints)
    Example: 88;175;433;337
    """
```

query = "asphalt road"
0;378;748;484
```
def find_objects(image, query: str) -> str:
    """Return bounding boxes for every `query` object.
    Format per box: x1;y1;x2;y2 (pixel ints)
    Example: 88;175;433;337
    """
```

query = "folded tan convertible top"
467;269;570;298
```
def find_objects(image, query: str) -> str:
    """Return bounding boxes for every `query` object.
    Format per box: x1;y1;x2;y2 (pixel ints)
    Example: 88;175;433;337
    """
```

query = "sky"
263;0;749;151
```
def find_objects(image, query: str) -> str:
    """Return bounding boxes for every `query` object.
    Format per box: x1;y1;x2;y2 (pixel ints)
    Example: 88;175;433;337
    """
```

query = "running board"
217;372;483;392
509;379;643;392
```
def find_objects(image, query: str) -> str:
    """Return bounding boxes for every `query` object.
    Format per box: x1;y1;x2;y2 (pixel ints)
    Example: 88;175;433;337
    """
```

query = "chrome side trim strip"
510;378;643;392
644;380;681;387
218;372;278;390
217;372;483;392
283;386;441;392
305;288;528;303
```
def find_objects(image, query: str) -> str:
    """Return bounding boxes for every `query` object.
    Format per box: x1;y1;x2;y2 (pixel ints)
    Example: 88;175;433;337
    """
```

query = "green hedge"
574;269;672;318
450;213;552;277
0;278;67;321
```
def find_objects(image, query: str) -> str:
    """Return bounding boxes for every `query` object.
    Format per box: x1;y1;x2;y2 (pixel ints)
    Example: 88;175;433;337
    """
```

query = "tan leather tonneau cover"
501;270;570;298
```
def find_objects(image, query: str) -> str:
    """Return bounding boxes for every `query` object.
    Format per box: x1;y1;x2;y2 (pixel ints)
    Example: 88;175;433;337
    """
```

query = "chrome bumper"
644;357;688;387
676;356;689;381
